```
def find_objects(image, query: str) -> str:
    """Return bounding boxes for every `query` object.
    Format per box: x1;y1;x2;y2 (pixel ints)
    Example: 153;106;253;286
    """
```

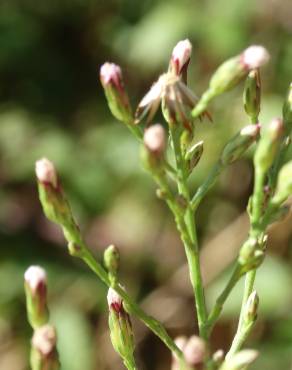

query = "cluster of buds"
254;118;284;173
172;335;207;370
31;325;60;370
107;288;135;365
221;124;261;165
24;266;49;329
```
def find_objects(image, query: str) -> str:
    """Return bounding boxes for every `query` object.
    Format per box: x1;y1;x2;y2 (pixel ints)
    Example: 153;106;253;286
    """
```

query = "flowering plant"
24;40;292;370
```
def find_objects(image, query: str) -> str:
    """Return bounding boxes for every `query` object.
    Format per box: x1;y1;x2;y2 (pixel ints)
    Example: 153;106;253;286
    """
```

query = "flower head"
100;63;122;87
144;124;166;155
24;266;47;294
107;287;123;313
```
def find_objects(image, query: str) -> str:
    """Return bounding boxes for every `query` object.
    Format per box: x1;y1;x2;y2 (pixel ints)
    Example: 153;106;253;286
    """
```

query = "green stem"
123;356;137;370
206;263;243;336
190;161;224;210
72;247;185;363
191;89;216;119
169;128;208;338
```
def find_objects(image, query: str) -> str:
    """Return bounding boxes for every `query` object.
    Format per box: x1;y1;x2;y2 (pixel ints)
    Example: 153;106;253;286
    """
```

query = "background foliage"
0;0;291;369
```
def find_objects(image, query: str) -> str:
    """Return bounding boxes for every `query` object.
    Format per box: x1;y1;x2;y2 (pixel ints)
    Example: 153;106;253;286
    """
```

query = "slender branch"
169;128;208;338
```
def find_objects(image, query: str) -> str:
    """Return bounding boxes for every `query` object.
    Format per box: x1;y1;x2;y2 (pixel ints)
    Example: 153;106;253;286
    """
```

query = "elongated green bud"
245;291;259;324
272;160;292;205
221;124;261;165
220;350;258;370
100;63;133;124
24;266;49;329
107;288;135;364
210;46;269;96
104;245;120;284
142;124;166;172
254;118;284;173
185;140;204;173
31;325;60;370
244;69;261;122
35;158;78;235
283;82;292;132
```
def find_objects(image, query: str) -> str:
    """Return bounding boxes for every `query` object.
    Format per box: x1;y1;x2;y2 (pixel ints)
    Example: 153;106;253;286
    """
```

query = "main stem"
169;128;208;338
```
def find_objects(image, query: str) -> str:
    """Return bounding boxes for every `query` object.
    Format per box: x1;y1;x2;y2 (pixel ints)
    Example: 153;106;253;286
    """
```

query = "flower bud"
171;336;188;370
239;238;264;272
272;160;292;205
254;118;285;173
31;325;60;370
36;158;58;189
245;291;259;323
185;140;204;173
221;124;260;165
35;159;79;236
169;39;192;77
212;349;224;367
142;124;166;172
183;335;207;367
24;266;49;329
107;288;135;363
221;350;258;370
100;62;133;124
209;45;269;96
243;69;261;122
104;245;120;284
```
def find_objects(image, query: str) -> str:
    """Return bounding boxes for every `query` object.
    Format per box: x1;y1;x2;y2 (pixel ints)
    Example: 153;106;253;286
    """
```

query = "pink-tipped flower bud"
183;335;207;367
107;287;123;313
170;39;192;76
25;266;47;294
100;63;122;87
35;158;58;189
24;265;49;329
241;46;270;70
144;124;166;155
100;62;133;125
221;123;261;165
254;118;284;173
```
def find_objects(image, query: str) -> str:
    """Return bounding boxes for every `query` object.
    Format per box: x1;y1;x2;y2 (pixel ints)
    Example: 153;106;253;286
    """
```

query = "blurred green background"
0;0;291;369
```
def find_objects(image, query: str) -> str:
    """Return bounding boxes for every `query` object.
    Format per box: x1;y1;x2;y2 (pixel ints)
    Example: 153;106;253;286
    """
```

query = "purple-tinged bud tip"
24;266;47;294
107;287;123;313
171;39;192;75
35;158;58;188
241;46;270;70
144;124;166;155
100;62;122;87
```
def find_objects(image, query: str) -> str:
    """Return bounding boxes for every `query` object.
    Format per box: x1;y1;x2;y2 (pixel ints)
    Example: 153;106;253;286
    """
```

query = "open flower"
135;72;210;131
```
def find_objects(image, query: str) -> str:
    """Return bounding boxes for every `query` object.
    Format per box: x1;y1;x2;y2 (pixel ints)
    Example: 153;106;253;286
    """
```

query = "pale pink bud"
24;266;47;294
100;62;122;87
144;124;166;155
171;39;192;75
174;336;188;352
32;325;57;356
242;46;270;70
35;158;58;188
183;335;206;366
240;123;261;137
107;287;123;312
